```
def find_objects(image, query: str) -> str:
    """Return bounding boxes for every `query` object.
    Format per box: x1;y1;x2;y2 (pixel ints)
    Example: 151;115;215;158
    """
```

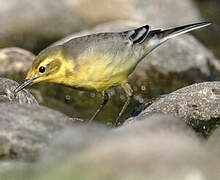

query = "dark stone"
126;82;220;136
0;103;73;161
0;78;38;105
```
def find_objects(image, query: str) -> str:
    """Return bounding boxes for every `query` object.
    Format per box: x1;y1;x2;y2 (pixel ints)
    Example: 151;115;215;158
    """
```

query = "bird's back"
60;32;146;91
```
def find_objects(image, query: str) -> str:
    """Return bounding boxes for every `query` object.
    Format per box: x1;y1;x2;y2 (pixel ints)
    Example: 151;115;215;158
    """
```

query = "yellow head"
14;45;67;93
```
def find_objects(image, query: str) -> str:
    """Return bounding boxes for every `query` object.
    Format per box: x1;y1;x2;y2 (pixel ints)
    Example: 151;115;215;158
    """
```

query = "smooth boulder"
1;114;220;179
126;81;220;136
0;103;73;161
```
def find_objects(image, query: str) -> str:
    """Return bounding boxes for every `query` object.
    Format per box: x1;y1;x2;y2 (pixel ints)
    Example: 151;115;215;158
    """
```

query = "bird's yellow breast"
58;52;133;92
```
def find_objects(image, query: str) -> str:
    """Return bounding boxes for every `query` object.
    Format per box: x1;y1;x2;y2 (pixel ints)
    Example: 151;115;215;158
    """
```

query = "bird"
14;21;211;127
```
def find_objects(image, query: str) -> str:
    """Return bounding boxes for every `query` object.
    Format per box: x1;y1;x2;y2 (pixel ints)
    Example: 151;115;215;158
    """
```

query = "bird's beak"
13;77;37;94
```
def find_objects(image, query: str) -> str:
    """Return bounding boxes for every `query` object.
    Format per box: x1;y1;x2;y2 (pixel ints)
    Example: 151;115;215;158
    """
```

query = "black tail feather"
145;22;211;53
149;22;212;42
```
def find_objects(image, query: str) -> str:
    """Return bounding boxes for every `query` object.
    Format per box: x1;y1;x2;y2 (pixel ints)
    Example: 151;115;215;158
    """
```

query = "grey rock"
38;124;110;166
2;114;220;179
0;0;202;51
0;103;73;161
0;78;38;105
43;114;196;165
120;113;194;135
126;82;220;136
0;47;35;74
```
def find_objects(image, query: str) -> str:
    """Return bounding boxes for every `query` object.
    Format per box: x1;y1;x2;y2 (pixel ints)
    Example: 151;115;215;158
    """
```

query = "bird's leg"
113;82;133;127
88;91;109;123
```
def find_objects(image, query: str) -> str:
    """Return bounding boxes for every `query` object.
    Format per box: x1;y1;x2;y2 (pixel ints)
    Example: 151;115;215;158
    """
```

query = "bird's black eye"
39;66;45;73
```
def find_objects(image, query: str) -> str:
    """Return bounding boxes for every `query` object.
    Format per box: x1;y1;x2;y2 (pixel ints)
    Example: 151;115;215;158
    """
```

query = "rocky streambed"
0;0;219;179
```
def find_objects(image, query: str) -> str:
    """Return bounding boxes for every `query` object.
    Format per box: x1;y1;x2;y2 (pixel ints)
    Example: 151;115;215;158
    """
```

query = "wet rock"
43;114;197;163
41;115;218;179
126;82;220;136
2;114;220;179
0;0;201;52
120;113;195;135
0;103;73;161
38;125;110;166
0;78;38;105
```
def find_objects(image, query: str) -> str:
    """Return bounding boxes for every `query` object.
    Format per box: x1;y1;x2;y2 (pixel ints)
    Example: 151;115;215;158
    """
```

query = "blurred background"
0;0;219;124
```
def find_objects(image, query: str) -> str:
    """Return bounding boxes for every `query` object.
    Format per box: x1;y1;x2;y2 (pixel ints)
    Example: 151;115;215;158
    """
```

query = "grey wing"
62;25;152;61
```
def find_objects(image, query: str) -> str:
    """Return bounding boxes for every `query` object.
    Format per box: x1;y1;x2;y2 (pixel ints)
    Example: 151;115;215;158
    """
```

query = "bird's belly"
71;59;133;92
74;67;128;92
